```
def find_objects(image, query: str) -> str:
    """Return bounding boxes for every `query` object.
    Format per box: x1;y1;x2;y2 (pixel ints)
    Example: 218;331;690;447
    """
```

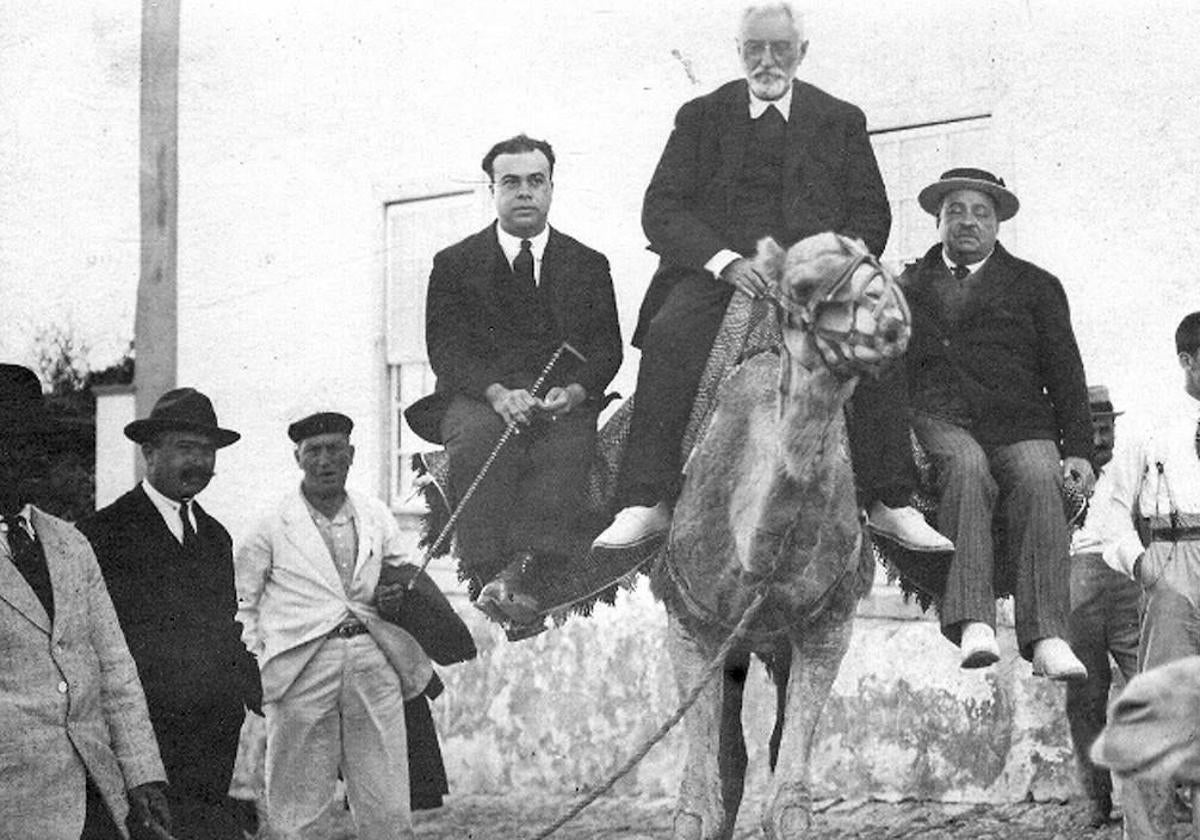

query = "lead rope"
525;588;770;840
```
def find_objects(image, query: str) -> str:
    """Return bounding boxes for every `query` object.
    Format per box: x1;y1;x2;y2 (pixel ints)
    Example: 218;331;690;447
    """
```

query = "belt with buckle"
1150;526;1200;543
329;620;369;638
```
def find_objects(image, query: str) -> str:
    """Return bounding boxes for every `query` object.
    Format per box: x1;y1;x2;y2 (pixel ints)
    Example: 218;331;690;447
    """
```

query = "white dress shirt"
1099;393;1200;577
941;248;990;276
496;224;550;285
141;477;196;545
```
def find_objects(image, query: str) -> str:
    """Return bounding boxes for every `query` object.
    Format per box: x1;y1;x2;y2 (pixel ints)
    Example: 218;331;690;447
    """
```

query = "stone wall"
427;577;1080;804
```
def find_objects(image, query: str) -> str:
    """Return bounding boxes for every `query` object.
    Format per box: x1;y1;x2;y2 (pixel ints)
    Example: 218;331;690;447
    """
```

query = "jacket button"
941;338;951;347
57;680;68;694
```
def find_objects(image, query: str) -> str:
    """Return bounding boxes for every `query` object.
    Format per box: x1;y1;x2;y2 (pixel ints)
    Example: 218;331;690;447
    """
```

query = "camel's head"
755;232;910;379
1092;655;1200;784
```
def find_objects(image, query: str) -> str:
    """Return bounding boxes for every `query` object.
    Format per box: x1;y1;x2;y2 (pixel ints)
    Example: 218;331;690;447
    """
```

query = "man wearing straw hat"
0;364;171;839
80;387;260;839
236;411;435;840
1063;385;1141;827
902;167;1094;679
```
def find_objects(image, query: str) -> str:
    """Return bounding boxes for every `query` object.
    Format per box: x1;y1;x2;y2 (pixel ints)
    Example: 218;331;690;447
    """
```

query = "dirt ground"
322;794;1200;839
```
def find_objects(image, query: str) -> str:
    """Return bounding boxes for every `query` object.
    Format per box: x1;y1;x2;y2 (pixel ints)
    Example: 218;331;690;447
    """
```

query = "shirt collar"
496;223;550;269
142;477;194;541
749;86;792;121
302;488;355;525
0;503;35;539
941;247;991;274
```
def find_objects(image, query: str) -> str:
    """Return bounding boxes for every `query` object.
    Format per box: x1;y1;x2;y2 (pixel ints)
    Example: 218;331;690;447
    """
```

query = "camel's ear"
754;237;787;284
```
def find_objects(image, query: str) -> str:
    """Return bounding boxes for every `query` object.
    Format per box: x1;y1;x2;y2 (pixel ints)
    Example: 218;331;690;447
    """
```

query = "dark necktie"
180;501;200;555
4;515;54;620
951;264;970;281
513;239;535;291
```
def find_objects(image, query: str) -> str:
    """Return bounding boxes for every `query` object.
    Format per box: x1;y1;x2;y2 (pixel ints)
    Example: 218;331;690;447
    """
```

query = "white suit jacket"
0;507;165;839
235;487;432;703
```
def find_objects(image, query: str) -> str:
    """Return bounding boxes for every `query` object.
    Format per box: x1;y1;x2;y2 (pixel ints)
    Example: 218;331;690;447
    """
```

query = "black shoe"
476;552;543;626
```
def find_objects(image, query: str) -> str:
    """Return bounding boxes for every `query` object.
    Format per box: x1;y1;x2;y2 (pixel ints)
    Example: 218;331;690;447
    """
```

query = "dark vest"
489;249;560;386
727;109;789;254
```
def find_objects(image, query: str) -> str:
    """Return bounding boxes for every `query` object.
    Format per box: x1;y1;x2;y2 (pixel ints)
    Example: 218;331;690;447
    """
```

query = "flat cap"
287;411;354;443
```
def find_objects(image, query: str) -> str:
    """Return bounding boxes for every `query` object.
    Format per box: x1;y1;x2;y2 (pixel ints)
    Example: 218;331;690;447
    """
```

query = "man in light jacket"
0;364;170;840
236;411;433;840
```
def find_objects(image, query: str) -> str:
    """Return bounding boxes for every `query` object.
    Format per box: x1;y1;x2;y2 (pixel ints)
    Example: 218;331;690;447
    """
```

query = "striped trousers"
911;412;1070;657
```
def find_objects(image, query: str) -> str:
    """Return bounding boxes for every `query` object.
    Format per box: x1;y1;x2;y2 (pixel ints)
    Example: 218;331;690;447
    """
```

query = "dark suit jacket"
633;78;891;346
78;487;259;724
411;222;622;442
901;242;1093;459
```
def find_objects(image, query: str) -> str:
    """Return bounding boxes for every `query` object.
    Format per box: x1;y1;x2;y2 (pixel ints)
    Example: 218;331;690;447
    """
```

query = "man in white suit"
0;364;171;840
236;411;433;840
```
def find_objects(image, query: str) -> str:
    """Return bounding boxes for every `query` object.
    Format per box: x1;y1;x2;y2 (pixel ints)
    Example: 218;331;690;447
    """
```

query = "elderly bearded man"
236;412;434;840
594;1;950;557
902;168;1094;678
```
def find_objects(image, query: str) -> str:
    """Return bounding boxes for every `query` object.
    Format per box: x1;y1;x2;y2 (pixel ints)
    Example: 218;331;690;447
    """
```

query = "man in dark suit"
593;1;950;555
79;388;261;839
901;168;1094;678
413;133;622;618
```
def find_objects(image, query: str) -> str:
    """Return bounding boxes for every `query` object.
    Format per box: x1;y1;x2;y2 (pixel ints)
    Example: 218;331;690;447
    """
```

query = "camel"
652;232;911;839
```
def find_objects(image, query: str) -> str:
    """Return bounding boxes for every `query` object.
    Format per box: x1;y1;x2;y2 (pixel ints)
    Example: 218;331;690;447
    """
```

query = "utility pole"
134;0;180;424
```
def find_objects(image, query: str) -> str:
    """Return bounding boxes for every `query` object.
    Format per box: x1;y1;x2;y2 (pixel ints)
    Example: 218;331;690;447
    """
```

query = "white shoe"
960;621;1000;669
592;502;671;550
868;502;954;553
1032;637;1088;681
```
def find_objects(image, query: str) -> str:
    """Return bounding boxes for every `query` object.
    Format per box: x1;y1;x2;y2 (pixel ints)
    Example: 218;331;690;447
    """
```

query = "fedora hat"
1088;385;1123;418
125;387;240;447
918;167;1020;222
0;364;62;440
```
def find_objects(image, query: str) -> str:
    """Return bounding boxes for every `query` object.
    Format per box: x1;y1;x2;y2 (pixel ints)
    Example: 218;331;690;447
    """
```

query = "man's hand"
719;257;769;299
126;782;174;840
485;384;539;426
376;564;420;619
1063;456;1096;497
240;652;263;717
540;384;587;417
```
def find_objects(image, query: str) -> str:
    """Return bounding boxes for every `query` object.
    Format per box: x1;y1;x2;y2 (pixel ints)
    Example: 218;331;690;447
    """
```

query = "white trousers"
264;634;412;840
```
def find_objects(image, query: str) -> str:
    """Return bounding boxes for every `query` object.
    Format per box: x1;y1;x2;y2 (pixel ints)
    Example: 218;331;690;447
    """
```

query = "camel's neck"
777;358;857;485
729;357;858;577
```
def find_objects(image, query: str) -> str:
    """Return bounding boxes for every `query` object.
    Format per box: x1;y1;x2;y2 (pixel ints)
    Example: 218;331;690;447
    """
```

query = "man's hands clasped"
486;383;587;427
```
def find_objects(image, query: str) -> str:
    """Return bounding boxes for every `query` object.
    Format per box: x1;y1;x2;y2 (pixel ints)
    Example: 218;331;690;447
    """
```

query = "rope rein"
411;341;584;583
525;589;770;840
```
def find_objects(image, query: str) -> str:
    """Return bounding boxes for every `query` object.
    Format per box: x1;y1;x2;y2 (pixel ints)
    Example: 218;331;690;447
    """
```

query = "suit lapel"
539;229;568;333
281;491;343;591
957;244;1017;325
784;80;816;188
464;223;510;304
717;81;751;191
0;542;50;632
347;491;374;581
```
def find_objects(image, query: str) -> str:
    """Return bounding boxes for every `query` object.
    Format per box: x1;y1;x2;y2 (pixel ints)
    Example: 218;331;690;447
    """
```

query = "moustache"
181;466;216;483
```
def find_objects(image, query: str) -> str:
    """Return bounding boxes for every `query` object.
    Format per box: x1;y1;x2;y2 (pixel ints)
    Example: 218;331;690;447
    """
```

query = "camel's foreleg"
668;613;738;840
761;614;854;840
